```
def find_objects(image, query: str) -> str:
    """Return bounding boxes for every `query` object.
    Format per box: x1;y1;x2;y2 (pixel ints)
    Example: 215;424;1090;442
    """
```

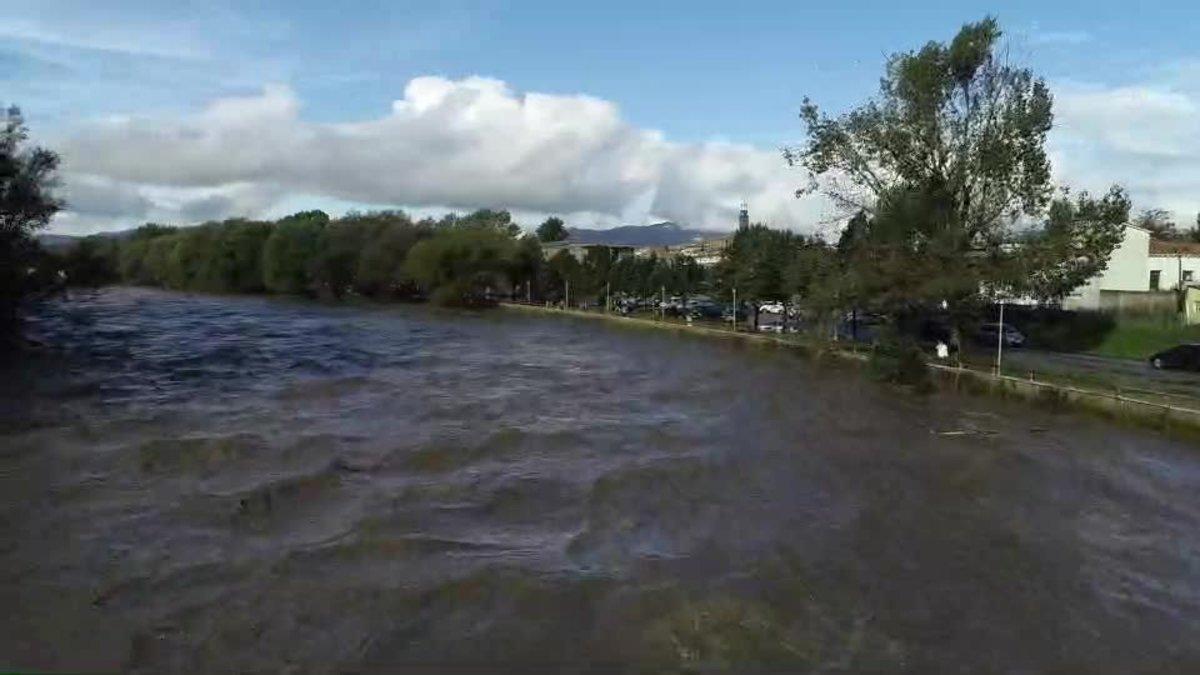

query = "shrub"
868;337;933;392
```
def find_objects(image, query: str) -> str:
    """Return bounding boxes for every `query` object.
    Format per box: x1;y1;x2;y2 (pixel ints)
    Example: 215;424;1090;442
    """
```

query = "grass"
1086;317;1200;360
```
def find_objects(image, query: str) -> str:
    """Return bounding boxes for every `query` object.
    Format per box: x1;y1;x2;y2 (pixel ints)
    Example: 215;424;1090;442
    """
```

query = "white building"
1064;225;1200;311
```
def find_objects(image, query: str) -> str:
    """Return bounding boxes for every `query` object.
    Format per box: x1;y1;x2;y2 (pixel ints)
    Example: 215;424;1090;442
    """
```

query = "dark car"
1149;344;1200;371
976;322;1025;348
688;301;724;320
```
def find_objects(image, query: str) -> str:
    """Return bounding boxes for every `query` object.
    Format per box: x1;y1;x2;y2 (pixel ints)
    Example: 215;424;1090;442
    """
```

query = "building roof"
1149;239;1200;257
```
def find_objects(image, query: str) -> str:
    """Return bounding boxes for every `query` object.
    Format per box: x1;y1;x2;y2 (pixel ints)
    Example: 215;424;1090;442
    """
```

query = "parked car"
688;301;724;319
1149;344;1200;371
758;302;784;314
721;306;749;322
976;323;1025;348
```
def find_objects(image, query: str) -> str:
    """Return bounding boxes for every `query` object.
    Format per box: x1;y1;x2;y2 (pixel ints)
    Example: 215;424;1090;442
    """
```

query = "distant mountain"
36;233;81;253
37;228;138;252
566;222;728;247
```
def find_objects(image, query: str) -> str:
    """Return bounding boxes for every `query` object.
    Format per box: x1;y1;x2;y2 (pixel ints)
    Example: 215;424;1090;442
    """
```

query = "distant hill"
36;233;82;253
37;228;137;252
565;221;727;247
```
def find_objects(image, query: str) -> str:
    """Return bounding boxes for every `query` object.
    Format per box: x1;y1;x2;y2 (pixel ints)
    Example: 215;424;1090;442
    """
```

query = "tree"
352;211;431;298
791;17;1053;225
0;106;61;331
1017;188;1131;302
405;226;518;305
314;219;374;298
1181;212;1200;244
536;216;569;243
60;236;120;286
215;219;272;293
508;235;544;300
1133;208;1178;240
262;210;328;295
789;17;1124;320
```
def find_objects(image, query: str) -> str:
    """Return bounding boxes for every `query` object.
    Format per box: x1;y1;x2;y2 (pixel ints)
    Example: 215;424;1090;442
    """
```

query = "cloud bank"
51;65;1200;235
1049;63;1200;224
54;76;827;234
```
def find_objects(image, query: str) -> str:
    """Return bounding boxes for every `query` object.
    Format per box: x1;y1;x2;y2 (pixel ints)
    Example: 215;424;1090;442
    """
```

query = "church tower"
737;201;749;231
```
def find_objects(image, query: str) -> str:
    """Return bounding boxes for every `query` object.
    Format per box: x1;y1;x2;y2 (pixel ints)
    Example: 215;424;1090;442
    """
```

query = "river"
2;287;1199;673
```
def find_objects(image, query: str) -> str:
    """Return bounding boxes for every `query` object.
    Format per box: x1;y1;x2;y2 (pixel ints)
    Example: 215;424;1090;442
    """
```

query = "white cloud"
51;76;831;234
0;17;209;60
1050;70;1200;223
1030;30;1093;47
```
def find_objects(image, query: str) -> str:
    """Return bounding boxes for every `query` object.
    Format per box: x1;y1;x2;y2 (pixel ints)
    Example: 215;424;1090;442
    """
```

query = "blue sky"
4;0;1200;234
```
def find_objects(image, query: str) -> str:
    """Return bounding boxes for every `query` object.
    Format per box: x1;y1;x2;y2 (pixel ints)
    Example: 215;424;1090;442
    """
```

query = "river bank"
501;302;1200;439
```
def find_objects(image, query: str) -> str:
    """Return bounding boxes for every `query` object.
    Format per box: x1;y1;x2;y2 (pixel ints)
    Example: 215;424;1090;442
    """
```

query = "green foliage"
1003;307;1115;352
262;211;327;295
509;235;544;297
60;236;120;286
351;211;432;298
1016;187;1131;302
0;106;61;330
1086;317;1200;360
545;249;585;300
868;337;933;391
405;225;518;306
536;216;568;243
788;17;1126;325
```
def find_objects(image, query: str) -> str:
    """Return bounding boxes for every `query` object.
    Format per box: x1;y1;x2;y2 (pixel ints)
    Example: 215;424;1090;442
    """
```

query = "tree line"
39;208;721;309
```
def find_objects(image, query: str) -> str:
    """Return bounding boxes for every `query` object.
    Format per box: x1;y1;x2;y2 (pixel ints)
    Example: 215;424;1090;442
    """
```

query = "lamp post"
732;287;737;332
995;300;1005;376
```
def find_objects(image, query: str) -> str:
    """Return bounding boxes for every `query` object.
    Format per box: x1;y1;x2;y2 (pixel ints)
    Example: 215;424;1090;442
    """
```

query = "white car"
759;302;784;314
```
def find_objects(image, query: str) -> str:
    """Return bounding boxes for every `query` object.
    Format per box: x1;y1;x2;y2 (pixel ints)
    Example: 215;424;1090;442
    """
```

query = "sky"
4;0;1200;235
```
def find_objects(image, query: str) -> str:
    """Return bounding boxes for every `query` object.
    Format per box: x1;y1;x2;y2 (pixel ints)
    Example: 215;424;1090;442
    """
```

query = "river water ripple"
2;287;1199;672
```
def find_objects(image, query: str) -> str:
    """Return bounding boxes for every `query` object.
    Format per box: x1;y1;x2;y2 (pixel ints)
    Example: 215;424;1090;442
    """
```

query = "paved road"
998;348;1200;398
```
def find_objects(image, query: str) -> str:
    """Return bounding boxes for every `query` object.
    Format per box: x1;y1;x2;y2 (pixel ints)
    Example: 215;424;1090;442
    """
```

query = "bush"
868;337;933;391
1004;306;1115;352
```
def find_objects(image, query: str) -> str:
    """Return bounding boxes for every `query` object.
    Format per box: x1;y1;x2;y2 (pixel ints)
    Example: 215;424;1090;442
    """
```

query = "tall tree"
536;216;569;243
0;106;61;331
788;17;1124;315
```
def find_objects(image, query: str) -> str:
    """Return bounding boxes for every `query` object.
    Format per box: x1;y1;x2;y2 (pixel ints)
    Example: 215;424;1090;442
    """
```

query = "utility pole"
995;300;1005;376
732;287;737;332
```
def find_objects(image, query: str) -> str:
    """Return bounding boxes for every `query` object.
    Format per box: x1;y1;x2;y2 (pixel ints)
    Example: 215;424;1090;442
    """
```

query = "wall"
1148;255;1200;291
1097;290;1178;316
1186;287;1200;326
1064;226;1151;310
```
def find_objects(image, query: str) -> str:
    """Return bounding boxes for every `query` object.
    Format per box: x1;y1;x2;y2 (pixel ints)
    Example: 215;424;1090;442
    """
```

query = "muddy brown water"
2;287;1199;673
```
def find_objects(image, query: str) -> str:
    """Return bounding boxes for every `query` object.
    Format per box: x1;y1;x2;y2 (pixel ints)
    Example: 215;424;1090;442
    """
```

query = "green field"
1087;318;1200;360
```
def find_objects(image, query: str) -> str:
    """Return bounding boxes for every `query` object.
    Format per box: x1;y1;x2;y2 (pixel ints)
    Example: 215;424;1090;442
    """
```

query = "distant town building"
540;241;635;262
635;237;731;266
1065;224;1200;311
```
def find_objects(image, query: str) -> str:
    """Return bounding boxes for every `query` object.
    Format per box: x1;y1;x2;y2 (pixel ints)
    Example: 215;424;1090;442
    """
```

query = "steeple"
737;201;749;231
